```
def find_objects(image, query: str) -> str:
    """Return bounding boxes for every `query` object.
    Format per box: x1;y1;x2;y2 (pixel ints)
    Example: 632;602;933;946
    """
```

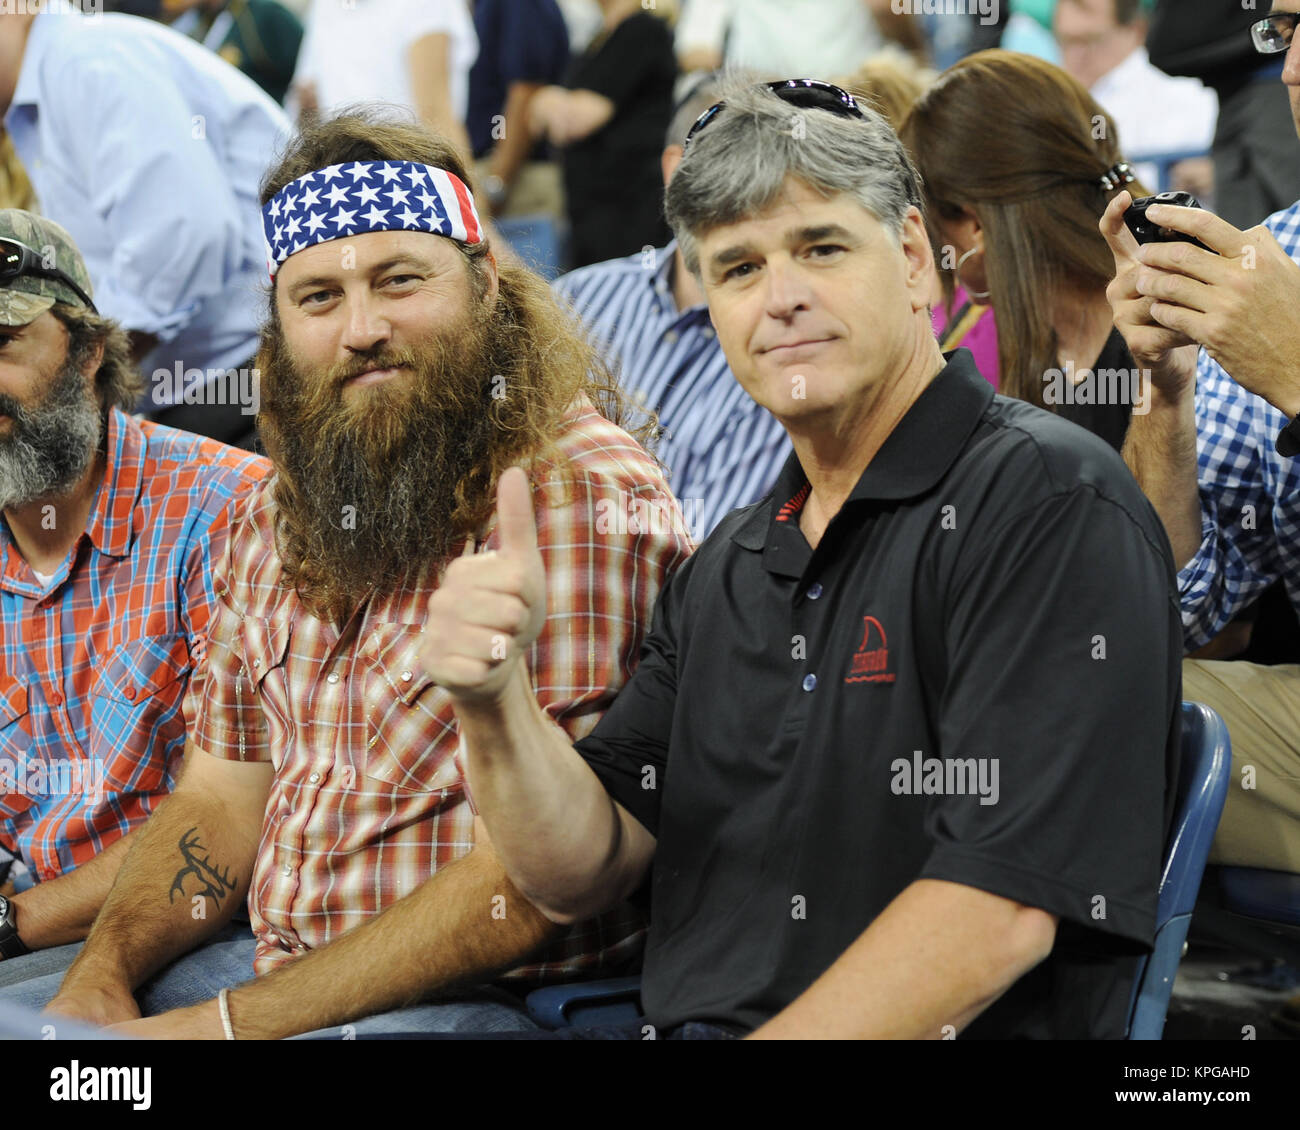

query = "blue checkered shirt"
1180;200;1300;649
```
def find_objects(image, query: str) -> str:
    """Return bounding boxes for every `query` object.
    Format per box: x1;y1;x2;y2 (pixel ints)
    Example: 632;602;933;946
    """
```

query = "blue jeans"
0;921;537;1036
290;991;538;1038
540;1021;736;1040
0;940;87;989
362;1020;738;1040
0;918;259;1013
0;999;116;1039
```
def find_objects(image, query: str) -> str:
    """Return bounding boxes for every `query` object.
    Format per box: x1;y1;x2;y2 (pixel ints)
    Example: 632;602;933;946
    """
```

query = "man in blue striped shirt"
1099;4;1300;879
553;78;790;540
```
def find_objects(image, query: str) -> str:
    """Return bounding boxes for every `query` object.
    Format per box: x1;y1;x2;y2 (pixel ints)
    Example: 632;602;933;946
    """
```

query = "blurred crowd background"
49;0;1283;277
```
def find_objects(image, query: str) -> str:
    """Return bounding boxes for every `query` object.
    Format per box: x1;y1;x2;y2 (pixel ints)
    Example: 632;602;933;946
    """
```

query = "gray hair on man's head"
665;69;759;150
664;80;925;278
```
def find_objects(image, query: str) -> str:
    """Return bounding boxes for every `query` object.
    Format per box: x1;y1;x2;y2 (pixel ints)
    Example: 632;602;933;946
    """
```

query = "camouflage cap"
0;210;94;327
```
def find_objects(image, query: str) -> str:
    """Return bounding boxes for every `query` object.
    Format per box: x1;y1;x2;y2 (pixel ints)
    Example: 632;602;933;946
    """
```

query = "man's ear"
900;206;937;312
80;336;105;384
481;248;501;307
661;144;683;189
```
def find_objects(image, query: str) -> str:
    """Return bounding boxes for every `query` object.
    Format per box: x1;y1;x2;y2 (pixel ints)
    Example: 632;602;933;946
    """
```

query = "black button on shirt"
574;350;1182;1039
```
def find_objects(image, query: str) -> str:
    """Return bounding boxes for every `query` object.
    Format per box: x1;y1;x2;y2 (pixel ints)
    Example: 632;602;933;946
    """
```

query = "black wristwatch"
0;895;30;960
1277;413;1300;457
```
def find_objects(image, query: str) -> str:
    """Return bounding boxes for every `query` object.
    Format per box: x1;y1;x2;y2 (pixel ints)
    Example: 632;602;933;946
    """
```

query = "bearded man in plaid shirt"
0;205;268;992
0;110;690;1038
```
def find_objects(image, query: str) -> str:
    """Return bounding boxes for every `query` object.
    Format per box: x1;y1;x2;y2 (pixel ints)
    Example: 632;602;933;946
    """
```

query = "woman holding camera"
901;49;1152;452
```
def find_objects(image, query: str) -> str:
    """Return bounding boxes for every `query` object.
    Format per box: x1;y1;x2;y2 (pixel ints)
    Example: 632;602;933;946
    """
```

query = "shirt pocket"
236;616;293;760
0;679;32;819
361;623;461;794
90;634;192;795
0;679;28;732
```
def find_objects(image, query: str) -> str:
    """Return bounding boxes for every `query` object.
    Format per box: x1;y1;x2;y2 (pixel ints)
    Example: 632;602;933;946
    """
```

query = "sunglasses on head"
0;238;96;313
682;79;867;151
1251;11;1300;55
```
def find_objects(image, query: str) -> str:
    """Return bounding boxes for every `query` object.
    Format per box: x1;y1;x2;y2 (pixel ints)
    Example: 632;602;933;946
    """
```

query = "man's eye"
384;274;421;287
808;244;845;259
723;262;756;281
300;290;334;307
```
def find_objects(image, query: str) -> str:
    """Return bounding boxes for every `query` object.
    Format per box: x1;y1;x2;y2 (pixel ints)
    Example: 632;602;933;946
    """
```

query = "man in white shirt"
675;0;883;80
291;0;478;160
1055;0;1217;192
0;9;290;445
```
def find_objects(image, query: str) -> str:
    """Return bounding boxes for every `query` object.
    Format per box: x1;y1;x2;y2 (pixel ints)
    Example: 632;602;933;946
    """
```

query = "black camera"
1123;191;1211;251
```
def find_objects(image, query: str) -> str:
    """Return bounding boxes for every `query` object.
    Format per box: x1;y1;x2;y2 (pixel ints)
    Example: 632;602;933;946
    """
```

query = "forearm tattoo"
168;827;237;907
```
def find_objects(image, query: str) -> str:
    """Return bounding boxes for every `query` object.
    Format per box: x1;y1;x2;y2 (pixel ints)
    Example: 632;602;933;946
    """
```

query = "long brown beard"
258;301;507;623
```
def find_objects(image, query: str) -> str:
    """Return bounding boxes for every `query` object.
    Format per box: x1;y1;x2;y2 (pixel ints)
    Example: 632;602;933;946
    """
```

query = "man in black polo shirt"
418;81;1182;1039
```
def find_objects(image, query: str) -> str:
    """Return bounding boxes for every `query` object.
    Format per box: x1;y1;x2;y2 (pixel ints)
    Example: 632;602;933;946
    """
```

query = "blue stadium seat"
1126;701;1232;1039
524;974;642;1030
526;702;1231;1038
1214;867;1300;928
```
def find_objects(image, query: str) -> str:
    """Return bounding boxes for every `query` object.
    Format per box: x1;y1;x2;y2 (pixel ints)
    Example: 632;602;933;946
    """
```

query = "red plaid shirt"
195;402;692;979
0;410;269;878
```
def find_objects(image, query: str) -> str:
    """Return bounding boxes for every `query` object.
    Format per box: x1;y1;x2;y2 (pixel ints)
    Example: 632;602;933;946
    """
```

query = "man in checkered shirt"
0;209;268;981
1099;5;1300;879
1;110;690;1038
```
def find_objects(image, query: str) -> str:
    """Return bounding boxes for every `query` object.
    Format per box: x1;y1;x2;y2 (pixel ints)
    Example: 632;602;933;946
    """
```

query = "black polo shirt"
574;349;1182;1039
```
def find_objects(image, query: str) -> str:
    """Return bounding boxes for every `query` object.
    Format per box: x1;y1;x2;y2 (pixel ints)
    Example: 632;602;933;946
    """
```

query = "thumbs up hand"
419;467;548;705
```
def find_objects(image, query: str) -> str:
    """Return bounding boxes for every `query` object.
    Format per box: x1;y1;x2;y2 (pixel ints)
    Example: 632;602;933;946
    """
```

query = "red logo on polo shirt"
845;616;895;684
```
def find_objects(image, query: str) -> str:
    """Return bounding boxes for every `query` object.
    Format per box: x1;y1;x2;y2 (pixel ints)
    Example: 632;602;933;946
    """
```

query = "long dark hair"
901;50;1149;407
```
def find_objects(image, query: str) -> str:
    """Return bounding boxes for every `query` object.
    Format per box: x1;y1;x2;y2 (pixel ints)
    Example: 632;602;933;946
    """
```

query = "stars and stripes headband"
261;160;483;278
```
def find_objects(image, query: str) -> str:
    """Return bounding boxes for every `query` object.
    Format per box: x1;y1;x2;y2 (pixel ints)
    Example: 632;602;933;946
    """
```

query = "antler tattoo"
168;827;237;906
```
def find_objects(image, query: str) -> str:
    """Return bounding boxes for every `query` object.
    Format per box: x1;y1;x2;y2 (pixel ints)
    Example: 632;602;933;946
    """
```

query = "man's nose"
339;291;392;354
1284;28;1300;85
762;256;814;321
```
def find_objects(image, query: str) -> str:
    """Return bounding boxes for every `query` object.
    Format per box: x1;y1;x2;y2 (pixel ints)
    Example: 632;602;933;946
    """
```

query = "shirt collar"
10;11;57;111
733;349;994;553
650;239;710;321
86;408;148;559
651;241;676;292
0;408;143;584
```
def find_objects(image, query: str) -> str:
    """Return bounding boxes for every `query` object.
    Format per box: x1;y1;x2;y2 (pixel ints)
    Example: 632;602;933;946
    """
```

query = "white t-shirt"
676;0;883;79
293;0;479;123
1091;47;1218;187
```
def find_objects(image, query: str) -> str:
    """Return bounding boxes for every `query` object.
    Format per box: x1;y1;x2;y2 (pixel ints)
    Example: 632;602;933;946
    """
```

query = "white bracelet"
218;987;236;1041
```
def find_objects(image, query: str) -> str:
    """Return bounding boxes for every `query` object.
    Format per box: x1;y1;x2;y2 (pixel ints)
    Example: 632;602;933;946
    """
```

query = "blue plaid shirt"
0;411;268;879
1180;200;1300;649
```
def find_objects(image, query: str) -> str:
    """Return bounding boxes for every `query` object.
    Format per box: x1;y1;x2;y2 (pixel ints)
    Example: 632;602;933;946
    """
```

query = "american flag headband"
261;160;483;279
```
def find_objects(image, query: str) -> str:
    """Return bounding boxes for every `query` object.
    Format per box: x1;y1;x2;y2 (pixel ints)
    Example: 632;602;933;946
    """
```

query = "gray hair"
664;81;925;277
665;71;753;151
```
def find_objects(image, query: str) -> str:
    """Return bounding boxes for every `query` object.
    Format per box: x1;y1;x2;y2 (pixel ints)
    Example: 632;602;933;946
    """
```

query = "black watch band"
0;895;30;960
1276;413;1300;458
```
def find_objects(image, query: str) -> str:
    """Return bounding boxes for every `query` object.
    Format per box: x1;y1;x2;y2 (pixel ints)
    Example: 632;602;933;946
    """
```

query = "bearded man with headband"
0;110;691;1039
